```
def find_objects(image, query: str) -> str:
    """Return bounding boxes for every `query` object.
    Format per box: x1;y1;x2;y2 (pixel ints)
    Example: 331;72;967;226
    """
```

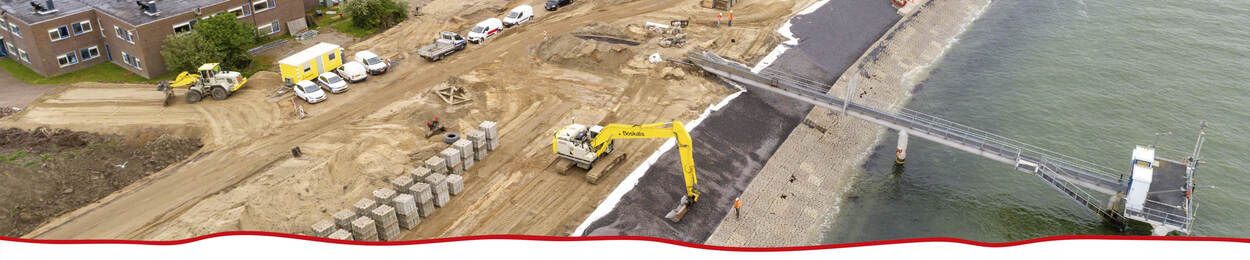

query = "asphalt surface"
582;0;901;243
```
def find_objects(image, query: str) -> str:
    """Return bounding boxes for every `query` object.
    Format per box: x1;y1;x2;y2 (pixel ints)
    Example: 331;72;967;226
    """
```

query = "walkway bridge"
685;50;1203;234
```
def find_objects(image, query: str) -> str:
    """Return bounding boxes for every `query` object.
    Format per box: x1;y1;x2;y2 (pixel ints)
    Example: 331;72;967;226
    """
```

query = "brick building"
0;0;306;79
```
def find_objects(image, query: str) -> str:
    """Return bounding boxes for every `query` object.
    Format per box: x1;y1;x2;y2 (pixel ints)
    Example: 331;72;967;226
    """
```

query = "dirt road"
16;0;752;239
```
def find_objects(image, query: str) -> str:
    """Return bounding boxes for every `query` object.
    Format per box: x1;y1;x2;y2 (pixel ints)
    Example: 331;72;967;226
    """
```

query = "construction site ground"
581;0;902;242
4;0;823;240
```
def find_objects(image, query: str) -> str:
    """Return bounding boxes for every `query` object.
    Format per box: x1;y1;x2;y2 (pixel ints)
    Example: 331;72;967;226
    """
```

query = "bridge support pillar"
896;130;908;164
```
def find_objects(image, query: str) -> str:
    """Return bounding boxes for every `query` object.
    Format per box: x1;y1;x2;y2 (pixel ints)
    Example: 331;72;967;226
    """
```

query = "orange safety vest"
734;198;741;209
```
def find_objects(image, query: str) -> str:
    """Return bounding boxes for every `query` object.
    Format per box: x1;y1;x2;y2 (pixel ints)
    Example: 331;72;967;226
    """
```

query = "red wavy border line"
2;232;1248;251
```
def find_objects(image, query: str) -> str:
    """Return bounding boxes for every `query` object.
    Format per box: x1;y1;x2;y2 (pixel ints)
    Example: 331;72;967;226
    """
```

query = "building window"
115;26;134;43
18;49;29;63
10;23;20;37
243;5;252;16
4;43;13;55
328;51;336;61
229;6;245;17
173;21;193;34
49;25;71;41
72;20;92;35
270;20;280;34
302;64;310;73
80;46;99;61
122;52;142;70
0;16;8;32
57;51;79;67
252;0;271;13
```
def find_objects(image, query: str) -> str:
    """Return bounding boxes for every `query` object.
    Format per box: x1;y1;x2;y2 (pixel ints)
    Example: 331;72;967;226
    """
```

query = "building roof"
0;0;227;26
278;42;340;66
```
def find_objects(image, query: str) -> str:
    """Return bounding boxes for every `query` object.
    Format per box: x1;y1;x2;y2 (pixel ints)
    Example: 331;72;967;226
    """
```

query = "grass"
307;6;378;38
1;150;26;163
331;20;378;38
0;58;176;85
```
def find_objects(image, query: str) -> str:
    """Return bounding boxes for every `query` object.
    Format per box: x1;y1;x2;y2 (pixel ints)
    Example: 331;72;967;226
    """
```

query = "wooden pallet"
434;85;471;105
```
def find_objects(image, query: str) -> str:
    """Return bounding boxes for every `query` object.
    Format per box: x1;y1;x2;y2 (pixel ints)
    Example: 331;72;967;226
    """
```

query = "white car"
316;72;349;94
336;61;368;83
355;51;389;75
293;80;327;104
502;5;533;27
467;18;504;44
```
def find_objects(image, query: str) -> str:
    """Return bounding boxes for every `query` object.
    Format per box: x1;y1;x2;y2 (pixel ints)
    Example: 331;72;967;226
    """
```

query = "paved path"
0;69;56;108
580;0;901;243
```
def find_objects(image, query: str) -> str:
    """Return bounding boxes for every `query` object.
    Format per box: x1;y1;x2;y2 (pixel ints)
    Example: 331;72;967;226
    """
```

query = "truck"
417;32;468;62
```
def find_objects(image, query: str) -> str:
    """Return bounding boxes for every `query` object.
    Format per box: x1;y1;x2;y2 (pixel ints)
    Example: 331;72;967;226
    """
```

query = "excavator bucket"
664;196;692;223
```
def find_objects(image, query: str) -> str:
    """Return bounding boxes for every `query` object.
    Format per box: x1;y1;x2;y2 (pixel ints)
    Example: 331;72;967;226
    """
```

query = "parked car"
316;72;349;94
466;18;504;44
293;80;327;104
502;5;534;27
336;61;368;83
354;51;389;75
545;0;572;11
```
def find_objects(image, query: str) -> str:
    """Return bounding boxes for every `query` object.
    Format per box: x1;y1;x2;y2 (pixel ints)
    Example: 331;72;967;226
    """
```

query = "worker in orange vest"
717;12;723;27
734;197;742;218
728;10;734;27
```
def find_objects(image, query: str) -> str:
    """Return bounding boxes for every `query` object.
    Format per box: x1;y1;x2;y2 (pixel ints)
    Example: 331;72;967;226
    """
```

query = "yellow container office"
278;42;344;85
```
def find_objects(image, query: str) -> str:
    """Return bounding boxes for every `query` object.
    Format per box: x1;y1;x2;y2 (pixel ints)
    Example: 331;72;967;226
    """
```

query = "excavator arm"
588;121;701;222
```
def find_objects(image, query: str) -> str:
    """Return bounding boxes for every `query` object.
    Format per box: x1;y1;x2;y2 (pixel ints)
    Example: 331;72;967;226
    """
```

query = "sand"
705;0;996;247
7;0;806;240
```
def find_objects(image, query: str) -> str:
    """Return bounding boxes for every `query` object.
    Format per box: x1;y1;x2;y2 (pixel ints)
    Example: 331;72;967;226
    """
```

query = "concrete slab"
425;156;447;174
332;209;356;230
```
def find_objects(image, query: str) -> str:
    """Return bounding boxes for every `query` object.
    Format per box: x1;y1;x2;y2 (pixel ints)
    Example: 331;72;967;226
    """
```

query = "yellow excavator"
553;121;701;222
160;63;247;105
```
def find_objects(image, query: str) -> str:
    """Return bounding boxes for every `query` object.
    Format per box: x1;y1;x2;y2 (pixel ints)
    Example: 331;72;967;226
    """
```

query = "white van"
467;18;504;44
502;5;534;27
336;61;368;83
354;50;389;75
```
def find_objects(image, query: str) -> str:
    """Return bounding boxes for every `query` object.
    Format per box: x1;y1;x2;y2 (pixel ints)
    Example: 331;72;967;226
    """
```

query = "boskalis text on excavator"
553;121;701;222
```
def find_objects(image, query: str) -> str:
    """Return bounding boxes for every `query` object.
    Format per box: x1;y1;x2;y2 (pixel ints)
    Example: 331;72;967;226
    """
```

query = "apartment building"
0;0;306;79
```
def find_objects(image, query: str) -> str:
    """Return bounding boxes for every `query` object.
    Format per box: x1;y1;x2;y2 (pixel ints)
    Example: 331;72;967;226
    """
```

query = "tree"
342;0;410;30
189;13;257;70
160;32;223;73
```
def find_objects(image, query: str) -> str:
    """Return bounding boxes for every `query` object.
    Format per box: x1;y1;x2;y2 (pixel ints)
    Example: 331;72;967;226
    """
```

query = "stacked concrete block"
454;139;475;171
440;147;463;174
392;194;421;230
370;205;400;241
425;156;447;174
462;155;474;171
408;182;435;217
332;209;356;230
479;121;499;151
311;219;335;237
353;198;377;216
468;129;489;161
350;216;379;241
373;188;398;207
409;167;432;184
327;229;353;240
427;173;451;207
391;175;414;194
447;174;465;196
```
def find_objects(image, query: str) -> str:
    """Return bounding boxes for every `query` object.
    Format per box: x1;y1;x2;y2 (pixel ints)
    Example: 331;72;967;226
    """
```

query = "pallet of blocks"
409;167;432;183
424;156;447;175
467;130;488;160
333;209;356;230
310;219;335;237
391;175;414;193
327;229;353;240
353;198;377;216
454;139;474;171
370;205;400;241
350;216;379;241
392;193;421;229
373;188;397;207
425;173;450;207
407;182;435;217
479;121;499;151
447;174;465;195
440;147;462;175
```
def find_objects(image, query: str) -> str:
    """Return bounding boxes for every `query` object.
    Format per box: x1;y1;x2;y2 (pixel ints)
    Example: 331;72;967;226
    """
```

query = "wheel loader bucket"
664;195;692;223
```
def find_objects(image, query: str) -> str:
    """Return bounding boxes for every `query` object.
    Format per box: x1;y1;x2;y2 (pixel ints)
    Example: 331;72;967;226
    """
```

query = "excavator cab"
198;63;220;82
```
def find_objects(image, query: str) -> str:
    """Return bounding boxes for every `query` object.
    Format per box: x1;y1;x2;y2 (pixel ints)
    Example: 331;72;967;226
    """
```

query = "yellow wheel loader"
160;63;247;105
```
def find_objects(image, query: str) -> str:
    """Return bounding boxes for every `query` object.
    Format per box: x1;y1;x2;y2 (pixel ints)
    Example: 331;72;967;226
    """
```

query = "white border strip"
574;0;833;236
